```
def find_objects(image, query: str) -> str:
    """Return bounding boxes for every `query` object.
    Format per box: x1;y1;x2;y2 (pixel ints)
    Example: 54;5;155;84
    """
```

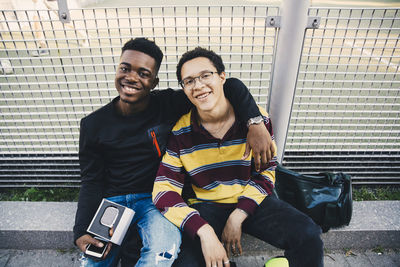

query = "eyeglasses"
179;71;216;90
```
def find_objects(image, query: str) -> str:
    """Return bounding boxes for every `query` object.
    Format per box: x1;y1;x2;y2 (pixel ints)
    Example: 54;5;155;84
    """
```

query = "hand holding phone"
85;237;109;259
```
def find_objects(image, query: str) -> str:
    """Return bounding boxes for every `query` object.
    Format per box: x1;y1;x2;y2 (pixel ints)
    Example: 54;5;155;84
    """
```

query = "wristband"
247;115;263;128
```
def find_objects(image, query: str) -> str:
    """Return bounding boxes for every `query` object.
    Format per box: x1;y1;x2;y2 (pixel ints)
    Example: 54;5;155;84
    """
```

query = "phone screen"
87;243;106;254
86;239;107;258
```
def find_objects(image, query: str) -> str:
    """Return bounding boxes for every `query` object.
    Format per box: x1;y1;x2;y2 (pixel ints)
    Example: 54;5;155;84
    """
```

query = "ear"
219;72;226;85
152;77;159;89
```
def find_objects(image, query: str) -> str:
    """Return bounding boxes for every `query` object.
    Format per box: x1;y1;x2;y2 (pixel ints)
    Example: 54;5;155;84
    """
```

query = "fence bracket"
266;16;281;28
307;17;320;29
57;0;71;23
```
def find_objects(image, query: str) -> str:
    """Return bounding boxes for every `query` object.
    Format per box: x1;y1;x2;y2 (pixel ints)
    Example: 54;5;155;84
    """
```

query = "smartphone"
85;237;108;259
100;206;119;228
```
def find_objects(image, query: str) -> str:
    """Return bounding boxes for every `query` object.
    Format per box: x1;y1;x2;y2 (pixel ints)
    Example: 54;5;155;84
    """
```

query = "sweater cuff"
183;213;208;240
236;197;260;216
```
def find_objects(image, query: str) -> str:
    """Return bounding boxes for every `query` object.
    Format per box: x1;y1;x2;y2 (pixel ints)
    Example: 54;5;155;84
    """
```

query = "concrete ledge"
0;202;76;249
0;201;399;250
243;201;400;251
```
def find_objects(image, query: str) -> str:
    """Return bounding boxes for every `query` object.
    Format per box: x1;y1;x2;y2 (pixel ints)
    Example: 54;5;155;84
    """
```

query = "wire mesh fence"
285;8;400;184
0;5;279;187
1;5;399;187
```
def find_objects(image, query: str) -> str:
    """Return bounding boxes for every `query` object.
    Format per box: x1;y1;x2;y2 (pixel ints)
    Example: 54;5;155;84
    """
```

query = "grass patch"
0;186;399;202
0;187;80;202
352;186;400;201
372;246;385;254
56;248;78;254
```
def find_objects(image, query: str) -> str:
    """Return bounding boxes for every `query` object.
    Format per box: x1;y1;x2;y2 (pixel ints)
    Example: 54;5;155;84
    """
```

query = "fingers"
270;143;276;160
253;152;261;172
255;146;275;171
267;142;275;163
91;238;104;248
208;259;221;267
211;258;229;267
109;226;114;237
76;235;89;252
77;243;87;252
241;143;251;160
206;247;230;267
223;239;243;258
261;150;268;169
226;241;242;257
224;242;230;258
232;242;242;256
103;242;112;259
231;243;236;255
76;234;103;252
228;242;236;257
236;240;242;255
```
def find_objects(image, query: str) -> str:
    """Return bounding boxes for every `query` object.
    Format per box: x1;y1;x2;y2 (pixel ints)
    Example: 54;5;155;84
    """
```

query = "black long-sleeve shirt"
73;78;261;242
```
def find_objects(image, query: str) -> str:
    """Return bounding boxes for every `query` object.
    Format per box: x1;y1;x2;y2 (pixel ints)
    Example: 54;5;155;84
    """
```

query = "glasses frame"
179;71;217;90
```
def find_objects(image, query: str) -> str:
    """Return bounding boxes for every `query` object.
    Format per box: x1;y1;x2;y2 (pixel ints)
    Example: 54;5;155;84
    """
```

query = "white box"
87;199;134;245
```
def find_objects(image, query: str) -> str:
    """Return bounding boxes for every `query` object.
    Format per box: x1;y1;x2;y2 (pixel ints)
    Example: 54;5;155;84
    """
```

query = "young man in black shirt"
74;38;274;267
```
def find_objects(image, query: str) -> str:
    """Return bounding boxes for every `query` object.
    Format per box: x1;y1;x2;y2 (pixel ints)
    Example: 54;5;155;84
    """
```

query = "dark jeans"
173;195;324;267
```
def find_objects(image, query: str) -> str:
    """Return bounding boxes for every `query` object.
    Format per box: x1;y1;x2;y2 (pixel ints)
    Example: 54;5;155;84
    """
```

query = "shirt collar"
189;108;242;141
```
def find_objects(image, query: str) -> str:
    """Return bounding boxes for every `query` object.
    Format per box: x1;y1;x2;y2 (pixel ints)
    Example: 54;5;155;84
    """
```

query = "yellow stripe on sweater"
164;206;199;229
181;143;248;172
152;180;182;199
162;150;183;168
191;183;246;204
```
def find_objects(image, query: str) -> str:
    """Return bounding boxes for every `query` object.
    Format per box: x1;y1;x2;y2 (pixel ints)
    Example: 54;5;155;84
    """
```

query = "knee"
142;210;182;249
304;218;322;237
288;216;322;245
143;226;181;254
298;219;323;249
145;227;181;248
140;231;181;266
152;243;179;265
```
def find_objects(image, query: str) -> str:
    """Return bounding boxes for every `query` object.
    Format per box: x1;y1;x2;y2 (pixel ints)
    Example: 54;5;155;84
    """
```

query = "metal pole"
57;0;71;23
268;0;310;163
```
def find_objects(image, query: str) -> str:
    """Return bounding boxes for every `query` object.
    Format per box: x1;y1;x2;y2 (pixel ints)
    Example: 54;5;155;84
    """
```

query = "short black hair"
121;38;164;72
176;47;225;82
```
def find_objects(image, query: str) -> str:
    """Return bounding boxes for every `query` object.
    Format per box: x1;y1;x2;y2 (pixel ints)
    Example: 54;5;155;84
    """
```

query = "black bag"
275;165;352;232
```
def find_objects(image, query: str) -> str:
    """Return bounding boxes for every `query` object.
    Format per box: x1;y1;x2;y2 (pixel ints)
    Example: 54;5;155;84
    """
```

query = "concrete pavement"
0;201;399;266
1;201;399;250
0;248;399;267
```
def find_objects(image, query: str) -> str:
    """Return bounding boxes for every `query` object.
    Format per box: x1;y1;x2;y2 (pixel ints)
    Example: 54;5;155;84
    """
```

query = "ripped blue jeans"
80;193;181;267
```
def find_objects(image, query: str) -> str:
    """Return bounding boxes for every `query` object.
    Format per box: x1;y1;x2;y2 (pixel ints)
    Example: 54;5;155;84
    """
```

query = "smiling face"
180;57;226;113
115;50;159;114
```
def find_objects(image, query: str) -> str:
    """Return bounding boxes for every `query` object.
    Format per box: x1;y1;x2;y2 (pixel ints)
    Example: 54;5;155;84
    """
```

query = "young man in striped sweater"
152;47;324;267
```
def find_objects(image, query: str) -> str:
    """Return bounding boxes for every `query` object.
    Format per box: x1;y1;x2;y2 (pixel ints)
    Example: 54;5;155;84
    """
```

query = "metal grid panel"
285;8;400;184
0;5;279;186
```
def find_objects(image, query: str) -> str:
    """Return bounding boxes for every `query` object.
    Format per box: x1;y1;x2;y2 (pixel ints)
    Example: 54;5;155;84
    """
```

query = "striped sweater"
152;106;277;239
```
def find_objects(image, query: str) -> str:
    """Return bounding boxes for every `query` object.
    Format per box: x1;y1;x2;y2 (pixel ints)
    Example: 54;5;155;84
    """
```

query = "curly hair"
176;47;225;82
122;38;164;72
